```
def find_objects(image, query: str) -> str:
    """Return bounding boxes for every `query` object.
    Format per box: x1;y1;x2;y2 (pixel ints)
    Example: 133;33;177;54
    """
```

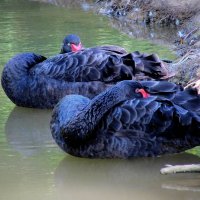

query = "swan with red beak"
2;34;173;109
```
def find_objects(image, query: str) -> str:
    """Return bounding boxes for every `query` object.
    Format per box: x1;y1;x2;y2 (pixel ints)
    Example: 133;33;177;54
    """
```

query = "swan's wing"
122;52;173;80
31;48;132;82
141;81;200;113
141;80;180;93
93;45;128;55
100;95;200;157
103;97;160;134
31;48;170;83
99;97;161;157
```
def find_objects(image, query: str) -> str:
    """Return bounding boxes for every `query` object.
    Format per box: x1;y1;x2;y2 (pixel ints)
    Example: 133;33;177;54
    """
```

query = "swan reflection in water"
5;107;55;157
3;107;200;199
54;153;200;200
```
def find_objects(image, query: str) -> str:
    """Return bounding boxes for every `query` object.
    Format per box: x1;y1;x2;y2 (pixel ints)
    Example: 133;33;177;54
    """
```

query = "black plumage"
50;80;200;158
1;45;170;108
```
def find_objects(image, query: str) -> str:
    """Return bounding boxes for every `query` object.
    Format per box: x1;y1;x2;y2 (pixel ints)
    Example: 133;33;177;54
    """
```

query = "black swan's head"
115;80;150;99
60;34;82;53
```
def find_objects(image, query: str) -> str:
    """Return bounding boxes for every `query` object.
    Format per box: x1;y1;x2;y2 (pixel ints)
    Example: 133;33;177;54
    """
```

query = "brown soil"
96;0;200;26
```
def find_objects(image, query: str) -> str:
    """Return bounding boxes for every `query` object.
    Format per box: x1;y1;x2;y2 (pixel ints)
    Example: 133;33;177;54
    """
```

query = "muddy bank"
96;0;200;27
95;1;200;49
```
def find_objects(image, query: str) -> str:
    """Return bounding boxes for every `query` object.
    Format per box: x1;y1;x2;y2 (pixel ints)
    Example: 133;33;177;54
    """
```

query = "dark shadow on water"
54;153;200;200
5;107;55;157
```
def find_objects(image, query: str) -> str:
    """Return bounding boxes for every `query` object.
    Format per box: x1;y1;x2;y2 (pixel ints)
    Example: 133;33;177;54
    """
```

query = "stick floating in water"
160;164;200;174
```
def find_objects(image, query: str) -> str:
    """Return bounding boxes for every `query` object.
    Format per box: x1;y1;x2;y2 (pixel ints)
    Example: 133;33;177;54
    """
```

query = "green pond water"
0;0;199;200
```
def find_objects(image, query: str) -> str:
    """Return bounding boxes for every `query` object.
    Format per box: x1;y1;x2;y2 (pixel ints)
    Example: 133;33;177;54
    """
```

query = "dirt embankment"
96;0;200;26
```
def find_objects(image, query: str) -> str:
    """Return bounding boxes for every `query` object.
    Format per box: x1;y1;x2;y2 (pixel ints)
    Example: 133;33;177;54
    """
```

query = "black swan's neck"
1;53;46;106
62;83;131;141
3;53;46;78
1;53;46;91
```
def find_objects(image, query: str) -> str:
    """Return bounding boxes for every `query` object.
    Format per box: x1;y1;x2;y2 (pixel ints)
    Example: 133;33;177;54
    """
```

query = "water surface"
0;0;199;200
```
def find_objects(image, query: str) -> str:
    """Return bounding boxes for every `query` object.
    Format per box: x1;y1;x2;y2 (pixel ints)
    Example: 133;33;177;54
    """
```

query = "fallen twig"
162;184;200;192
160;164;200;174
184;27;200;41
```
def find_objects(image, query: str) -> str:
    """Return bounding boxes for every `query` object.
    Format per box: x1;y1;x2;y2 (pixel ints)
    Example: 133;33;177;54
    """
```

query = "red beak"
71;43;82;52
138;89;150;98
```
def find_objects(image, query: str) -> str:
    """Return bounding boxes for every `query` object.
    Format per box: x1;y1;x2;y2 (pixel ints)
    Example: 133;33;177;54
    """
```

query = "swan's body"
1;45;170;108
51;80;200;158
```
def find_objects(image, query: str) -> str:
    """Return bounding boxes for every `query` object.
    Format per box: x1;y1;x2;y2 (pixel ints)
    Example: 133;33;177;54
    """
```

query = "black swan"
50;80;200;158
1;34;171;109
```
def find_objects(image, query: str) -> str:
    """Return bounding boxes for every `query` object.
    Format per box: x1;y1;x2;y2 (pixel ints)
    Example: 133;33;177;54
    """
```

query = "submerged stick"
162;184;200;192
160;164;200;174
